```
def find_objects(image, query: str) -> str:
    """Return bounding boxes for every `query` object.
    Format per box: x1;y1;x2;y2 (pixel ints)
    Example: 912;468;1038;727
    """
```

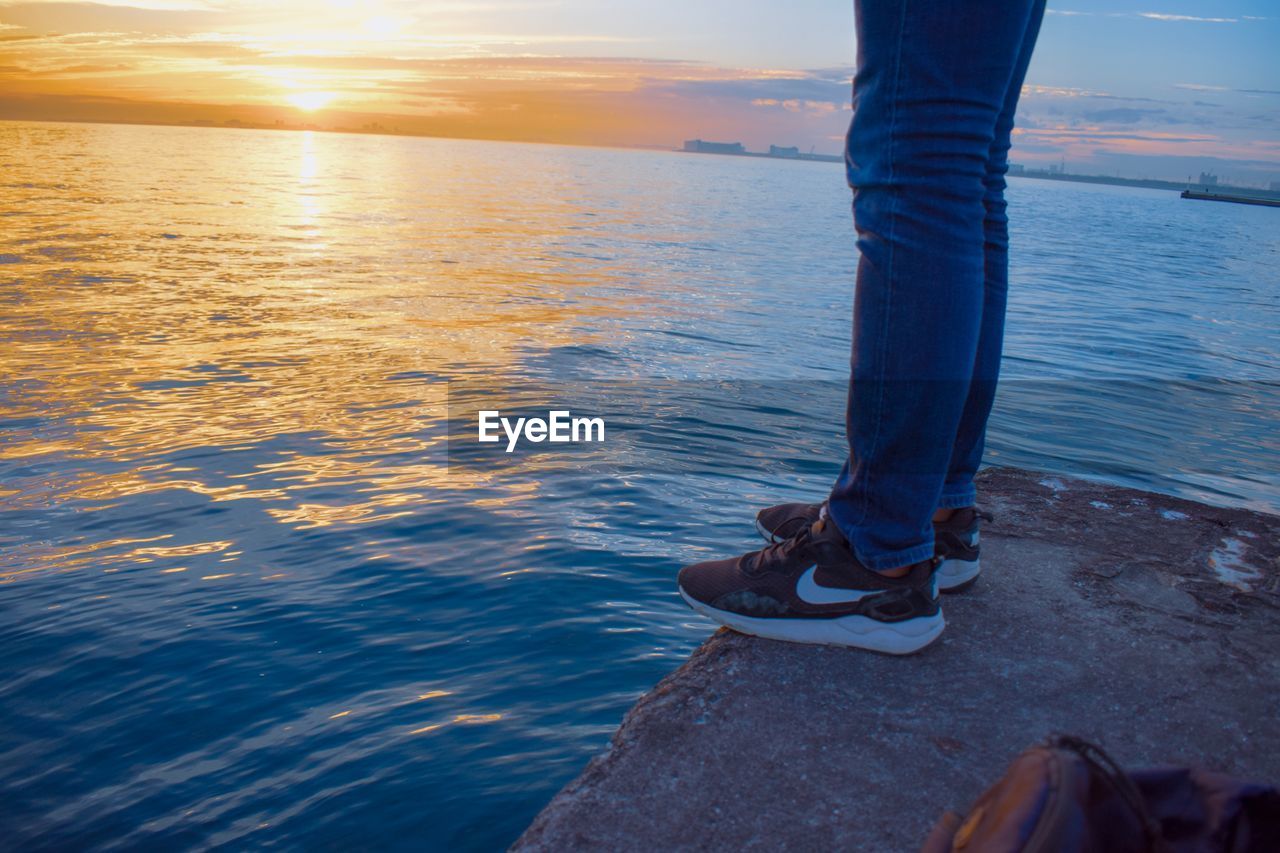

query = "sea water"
1;121;1276;849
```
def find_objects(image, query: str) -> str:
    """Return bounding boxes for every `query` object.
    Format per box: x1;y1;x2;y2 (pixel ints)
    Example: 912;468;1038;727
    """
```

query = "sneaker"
755;502;991;593
677;518;944;654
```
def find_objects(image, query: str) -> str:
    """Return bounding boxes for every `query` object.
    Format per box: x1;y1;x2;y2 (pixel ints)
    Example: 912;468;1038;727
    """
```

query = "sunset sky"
2;1;1278;183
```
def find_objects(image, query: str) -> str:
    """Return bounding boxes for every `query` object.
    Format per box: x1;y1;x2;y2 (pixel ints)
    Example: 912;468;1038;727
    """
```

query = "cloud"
1026;128;1218;144
1080;107;1171;124
1043;10;1257;23
752;97;843;115
1012;75;1280;173
650;73;848;107
0;46;860;151
1175;83;1229;92
1176;83;1280;96
47;61;135;73
1022;84;1111;98
0;1;223;33
1;3;1273;177
1138;13;1237;23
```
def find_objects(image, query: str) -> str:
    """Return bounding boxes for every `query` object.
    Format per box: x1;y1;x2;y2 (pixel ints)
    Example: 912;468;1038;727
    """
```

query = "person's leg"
827;0;1046;571
939;0;1048;512
676;0;1048;651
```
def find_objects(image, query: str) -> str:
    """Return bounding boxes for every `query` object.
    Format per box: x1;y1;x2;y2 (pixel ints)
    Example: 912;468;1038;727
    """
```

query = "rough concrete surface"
514;468;1279;852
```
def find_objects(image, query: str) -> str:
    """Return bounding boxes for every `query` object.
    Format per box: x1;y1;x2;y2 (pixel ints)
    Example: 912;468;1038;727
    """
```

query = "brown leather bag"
921;736;1280;853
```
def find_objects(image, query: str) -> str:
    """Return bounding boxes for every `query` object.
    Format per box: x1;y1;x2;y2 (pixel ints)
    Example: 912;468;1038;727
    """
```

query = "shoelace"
939;507;995;527
770;507;994;544
745;523;815;577
756;507;993;576
766;511;817;545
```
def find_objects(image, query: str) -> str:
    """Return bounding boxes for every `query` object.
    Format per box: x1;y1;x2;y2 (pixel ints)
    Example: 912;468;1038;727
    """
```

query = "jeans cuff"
937;484;977;510
853;541;936;573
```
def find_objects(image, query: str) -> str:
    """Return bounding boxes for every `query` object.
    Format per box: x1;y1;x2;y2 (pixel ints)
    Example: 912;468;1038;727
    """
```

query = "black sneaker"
755;502;991;593
677;518;944;654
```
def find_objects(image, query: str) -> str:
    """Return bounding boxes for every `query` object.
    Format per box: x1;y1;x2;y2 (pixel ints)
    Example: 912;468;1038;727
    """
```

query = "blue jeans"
827;0;1047;570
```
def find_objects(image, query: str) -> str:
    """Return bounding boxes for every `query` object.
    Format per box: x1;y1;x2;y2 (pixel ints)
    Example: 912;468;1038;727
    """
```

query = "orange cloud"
2;2;1274;177
0;18;855;149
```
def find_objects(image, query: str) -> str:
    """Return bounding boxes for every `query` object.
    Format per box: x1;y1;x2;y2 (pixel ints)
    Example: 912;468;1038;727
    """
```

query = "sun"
287;91;337;111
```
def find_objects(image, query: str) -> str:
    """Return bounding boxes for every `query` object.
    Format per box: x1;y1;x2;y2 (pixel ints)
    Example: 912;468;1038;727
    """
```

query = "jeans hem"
827;496;938;571
937;486;977;510
856;541;936;573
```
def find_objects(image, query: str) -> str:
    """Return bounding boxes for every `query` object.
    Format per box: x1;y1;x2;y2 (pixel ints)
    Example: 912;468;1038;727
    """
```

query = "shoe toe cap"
676;561;713;603
677;558;742;605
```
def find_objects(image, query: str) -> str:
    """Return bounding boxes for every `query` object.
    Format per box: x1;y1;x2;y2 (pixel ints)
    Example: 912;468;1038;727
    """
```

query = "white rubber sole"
678;588;945;655
937;558;980;592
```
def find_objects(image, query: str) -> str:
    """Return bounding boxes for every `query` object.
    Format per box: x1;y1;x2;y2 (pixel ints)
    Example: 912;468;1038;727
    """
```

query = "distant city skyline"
1;1;1277;184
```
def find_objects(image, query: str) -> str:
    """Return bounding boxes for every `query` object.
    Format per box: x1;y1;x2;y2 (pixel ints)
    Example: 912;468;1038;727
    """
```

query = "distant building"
769;145;800;158
683;139;746;155
1008;163;1026;176
1198;172;1219;186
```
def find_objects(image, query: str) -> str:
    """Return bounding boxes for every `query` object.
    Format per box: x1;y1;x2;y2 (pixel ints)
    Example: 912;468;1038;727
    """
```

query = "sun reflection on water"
1;122;646;585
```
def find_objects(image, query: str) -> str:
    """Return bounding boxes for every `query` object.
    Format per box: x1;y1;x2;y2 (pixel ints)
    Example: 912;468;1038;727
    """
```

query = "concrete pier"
514;468;1279;851
1181;188;1280;207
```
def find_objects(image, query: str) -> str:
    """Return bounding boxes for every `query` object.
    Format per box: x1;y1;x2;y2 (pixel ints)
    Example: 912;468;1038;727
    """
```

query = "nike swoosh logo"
795;566;877;606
